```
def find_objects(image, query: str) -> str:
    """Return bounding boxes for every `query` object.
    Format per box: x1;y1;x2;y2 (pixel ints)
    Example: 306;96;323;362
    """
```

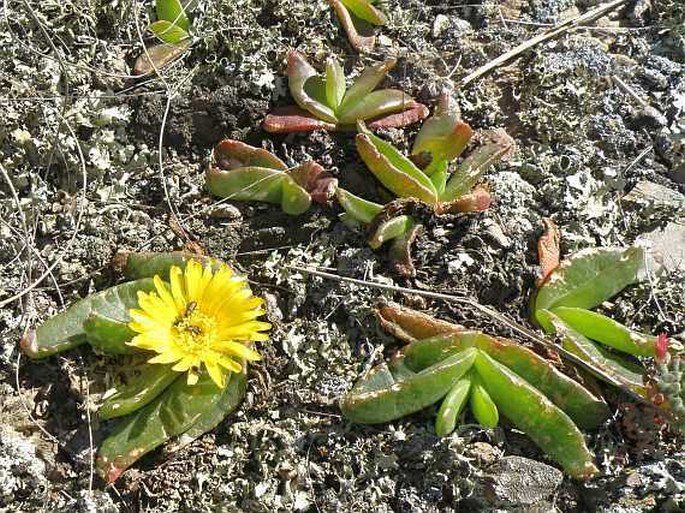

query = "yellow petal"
154;275;179;313
186;370;199;385
213;340;262;361
172;356;196;372
215;355;242;373
170;265;187;310
205;361;226;388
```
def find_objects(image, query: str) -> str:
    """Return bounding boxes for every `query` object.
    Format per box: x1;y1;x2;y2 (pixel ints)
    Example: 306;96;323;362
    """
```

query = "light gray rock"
638;221;685;272
482;456;564;510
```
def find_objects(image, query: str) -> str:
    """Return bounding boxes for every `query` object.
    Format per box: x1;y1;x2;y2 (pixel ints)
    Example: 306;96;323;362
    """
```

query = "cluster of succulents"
19;0;685;487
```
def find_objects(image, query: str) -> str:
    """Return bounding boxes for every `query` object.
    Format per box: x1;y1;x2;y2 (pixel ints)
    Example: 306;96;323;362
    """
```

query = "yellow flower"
127;259;271;388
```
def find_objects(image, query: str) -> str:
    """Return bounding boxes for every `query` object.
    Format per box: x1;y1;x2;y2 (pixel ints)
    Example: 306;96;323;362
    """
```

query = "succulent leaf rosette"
341;302;608;479
206;138;338;215
21;252;270;483
337;92;515;275
263;51;428;133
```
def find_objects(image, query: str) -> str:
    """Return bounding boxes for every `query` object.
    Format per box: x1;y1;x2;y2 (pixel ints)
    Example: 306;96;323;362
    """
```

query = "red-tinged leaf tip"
328;0;376;52
537;217;561;287
439;186;491;214
263;106;338;133
213;139;287;171
656;333;669;362
288;161;338;203
20;330;37;356
366;101;429;130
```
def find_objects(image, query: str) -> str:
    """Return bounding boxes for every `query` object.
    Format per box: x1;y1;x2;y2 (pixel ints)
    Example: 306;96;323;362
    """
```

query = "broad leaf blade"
339;57;396;112
115;252;224;281
326;58;346;111
84;313;137;355
148;20;189;44
156;0;190;31
533;247;651;327
340;348;477;424
280;176;313;215
542;309;648;395
97;372;227;483
402;333;609;429
441;129;515;201
356;125;438;204
474;351;598;480
368;214;413;249
339;0;387;25
206;166;285;203
21;279;155;359
411;92;473;164
178;370;247;445
338;90;415;124
470;374;499;427
99;364;179;419
212;139;287;171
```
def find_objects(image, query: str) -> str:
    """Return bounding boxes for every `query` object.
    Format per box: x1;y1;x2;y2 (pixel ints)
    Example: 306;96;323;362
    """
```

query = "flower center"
172;301;218;353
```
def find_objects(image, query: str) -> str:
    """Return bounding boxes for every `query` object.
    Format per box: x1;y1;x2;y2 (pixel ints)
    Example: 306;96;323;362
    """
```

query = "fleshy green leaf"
553;306;658;357
212;139;287;171
470;373;499;428
435;375;471;436
115;251;224;281
83;313;137;355
339;57;396;113
177;370;247;445
156;0;190;31
21;279;155;359
356;124;438;204
99;364;179;420
281;176;313;215
339;0;387;25
97;371;230;483
542;309;648;395
339;348;477;424
402;333;608;429
336;188;383;224
368;214;413;249
338;90;415;124
474;351;598;480
328;0;376;52
411;92;473;165
533;247;651;329
148;20;189;44
441;129;515;202
206;166;285;203
326;58;346;111
286;51;337;123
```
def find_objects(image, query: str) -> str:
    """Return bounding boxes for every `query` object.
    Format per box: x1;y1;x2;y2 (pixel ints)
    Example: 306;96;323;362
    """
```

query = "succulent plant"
532;222;683;399
336;93;515;275
340;302;608;479
263;51;428;133
328;0;387;52
206;139;337;215
134;0;192;76
21;251;269;483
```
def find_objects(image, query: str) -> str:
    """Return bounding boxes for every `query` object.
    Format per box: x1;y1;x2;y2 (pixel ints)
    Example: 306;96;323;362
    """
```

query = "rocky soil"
1;0;684;511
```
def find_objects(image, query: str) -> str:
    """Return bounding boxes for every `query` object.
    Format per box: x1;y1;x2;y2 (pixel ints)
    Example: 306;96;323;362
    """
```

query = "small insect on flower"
127;260;271;388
